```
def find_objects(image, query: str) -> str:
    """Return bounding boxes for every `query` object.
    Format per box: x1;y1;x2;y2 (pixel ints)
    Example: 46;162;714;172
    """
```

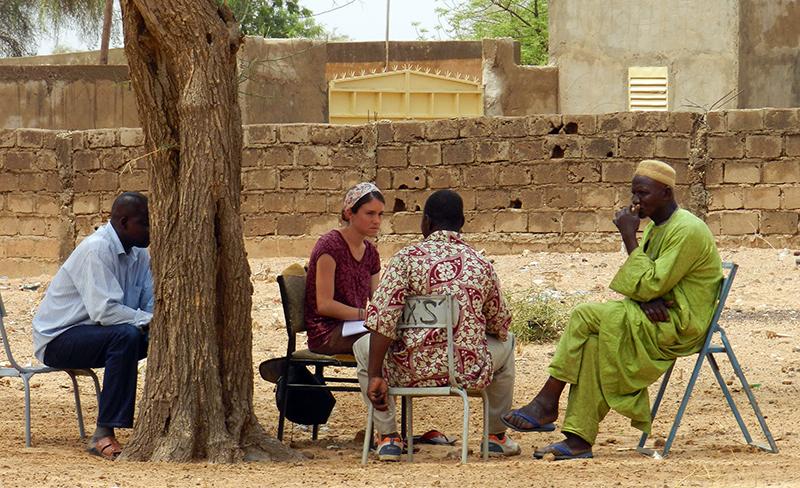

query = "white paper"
342;320;368;337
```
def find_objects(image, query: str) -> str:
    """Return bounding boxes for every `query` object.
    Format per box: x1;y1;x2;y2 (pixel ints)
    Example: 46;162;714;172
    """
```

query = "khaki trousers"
353;332;515;436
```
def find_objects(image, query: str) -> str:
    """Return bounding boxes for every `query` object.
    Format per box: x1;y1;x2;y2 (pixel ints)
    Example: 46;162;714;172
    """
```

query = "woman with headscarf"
304;182;385;355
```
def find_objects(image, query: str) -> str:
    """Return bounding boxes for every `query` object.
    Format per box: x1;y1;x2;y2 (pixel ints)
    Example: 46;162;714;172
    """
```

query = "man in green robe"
502;159;723;460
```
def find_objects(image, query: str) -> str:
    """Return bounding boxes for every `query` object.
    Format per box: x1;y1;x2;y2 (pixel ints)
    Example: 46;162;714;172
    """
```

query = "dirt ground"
0;247;798;487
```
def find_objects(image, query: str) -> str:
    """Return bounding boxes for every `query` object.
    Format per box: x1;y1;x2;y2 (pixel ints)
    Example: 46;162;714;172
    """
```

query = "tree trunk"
118;0;299;463
98;0;113;64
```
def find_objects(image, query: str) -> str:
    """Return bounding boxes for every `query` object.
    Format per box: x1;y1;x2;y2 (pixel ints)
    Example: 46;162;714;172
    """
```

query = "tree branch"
489;0;533;28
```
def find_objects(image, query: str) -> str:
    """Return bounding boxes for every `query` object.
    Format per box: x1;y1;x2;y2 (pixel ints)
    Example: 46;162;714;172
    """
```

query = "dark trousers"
43;324;148;428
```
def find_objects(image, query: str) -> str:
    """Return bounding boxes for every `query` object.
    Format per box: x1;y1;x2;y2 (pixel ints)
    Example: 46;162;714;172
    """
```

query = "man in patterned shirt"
354;189;519;461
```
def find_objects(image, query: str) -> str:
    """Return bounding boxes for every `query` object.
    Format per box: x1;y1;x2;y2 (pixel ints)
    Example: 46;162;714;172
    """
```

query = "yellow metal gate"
328;66;483;124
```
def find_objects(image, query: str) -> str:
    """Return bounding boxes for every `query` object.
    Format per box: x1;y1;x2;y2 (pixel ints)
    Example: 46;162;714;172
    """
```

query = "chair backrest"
397;295;460;388
0;290;23;371
277;264;308;341
708;262;737;333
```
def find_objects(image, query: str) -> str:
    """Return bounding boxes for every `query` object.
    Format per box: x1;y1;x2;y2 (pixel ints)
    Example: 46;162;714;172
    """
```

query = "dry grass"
504;288;582;343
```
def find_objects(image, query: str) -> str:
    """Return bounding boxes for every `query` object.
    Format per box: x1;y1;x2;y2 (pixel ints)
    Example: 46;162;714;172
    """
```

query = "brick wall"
1;109;799;276
704;109;800;246
0;129;66;275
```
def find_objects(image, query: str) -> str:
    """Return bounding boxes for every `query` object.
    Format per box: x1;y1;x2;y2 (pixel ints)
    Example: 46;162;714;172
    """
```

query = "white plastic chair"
0;290;101;447
361;295;489;464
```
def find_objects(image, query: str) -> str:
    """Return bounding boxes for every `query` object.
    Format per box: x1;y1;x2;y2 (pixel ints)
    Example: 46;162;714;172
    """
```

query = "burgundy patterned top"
364;231;511;389
305;230;381;351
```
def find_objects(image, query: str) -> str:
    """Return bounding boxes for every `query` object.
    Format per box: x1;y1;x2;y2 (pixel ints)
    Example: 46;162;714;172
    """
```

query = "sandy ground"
0;248;798;487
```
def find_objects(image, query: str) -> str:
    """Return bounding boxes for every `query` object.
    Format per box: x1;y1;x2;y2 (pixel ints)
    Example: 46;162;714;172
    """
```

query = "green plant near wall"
504;288;580;343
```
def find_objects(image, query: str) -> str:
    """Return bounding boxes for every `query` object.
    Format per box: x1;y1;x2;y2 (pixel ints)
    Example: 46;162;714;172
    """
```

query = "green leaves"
0;1;38;56
224;0;327;39
0;0;113;57
432;0;549;65
36;0;107;43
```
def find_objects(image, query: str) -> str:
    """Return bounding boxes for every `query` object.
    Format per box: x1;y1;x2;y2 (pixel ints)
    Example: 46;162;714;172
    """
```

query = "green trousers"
549;301;654;445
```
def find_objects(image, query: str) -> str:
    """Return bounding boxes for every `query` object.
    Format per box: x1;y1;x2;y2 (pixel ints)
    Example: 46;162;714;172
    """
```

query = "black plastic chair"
273;265;360;441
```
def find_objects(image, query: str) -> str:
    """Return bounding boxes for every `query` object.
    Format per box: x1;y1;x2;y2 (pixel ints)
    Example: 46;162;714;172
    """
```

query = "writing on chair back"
397;295;460;388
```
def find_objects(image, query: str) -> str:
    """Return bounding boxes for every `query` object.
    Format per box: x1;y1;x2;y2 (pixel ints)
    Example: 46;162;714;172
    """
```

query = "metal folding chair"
361;295;490;465
637;262;779;457
0;290;101;447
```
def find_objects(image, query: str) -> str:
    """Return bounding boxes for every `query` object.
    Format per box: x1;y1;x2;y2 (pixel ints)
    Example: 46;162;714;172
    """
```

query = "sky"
36;0;448;55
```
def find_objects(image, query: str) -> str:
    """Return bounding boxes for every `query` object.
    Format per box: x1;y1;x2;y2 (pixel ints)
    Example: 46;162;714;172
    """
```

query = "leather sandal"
87;436;123;460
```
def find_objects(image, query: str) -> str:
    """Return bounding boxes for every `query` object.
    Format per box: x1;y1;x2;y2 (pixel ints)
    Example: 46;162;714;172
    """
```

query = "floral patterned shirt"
365;231;511;389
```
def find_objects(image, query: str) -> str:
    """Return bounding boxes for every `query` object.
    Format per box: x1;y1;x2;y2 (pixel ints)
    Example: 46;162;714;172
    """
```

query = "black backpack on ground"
260;358;336;426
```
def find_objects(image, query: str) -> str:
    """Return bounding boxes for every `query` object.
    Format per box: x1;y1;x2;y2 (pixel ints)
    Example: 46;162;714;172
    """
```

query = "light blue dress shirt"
32;222;154;362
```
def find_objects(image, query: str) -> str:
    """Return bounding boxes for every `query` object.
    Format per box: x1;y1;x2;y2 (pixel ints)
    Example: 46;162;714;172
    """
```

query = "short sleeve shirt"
364;231;511;390
305;230;380;350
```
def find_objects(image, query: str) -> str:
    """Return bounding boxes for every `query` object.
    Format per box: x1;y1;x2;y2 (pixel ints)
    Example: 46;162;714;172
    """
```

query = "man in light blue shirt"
33;192;152;460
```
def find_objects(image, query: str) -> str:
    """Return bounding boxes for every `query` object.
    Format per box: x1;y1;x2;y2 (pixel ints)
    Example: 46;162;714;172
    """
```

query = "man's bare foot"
501;397;558;431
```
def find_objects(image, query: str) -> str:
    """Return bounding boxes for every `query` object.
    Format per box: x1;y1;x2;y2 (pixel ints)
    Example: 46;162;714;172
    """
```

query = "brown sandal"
87;436;122;460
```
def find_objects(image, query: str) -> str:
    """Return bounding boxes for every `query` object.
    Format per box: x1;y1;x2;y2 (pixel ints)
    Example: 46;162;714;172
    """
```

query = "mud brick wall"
704;109;800;246
2;109;800;276
0;128;147;275
238;112;697;257
0;129;66;276
68;129;148;238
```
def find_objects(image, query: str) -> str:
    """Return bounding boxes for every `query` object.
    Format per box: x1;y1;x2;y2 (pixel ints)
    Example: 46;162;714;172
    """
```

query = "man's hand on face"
613;205;641;237
367;376;389;411
639;298;674;323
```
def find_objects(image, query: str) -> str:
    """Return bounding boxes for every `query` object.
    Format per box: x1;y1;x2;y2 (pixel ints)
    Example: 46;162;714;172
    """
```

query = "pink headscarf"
343;182;382;213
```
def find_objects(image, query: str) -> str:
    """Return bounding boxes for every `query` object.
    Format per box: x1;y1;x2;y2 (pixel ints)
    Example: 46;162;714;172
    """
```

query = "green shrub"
504;289;582;344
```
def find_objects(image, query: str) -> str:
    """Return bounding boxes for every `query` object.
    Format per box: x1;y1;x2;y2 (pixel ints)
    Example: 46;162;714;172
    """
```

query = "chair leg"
400;400;407;441
718;329;779;453
481;390;489;460
708;353;753;444
361;405;374;465
312;363;327;439
88;370;101;404
661;349;707;457
277;376;290;441
455;389;470;464
22;374;32;448
68;372;87;440
638;363;674;450
405;397;414;462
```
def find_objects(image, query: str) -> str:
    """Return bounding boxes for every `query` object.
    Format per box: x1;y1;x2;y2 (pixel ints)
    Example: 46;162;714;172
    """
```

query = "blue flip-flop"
533;441;593;460
500;409;557;433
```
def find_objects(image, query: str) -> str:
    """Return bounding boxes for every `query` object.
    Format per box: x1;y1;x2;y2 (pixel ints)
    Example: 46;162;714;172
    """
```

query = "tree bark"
118;0;299;463
98;0;113;64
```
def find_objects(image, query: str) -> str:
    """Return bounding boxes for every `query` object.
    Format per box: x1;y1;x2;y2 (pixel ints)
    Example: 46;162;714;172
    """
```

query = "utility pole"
98;0;114;64
384;0;390;69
